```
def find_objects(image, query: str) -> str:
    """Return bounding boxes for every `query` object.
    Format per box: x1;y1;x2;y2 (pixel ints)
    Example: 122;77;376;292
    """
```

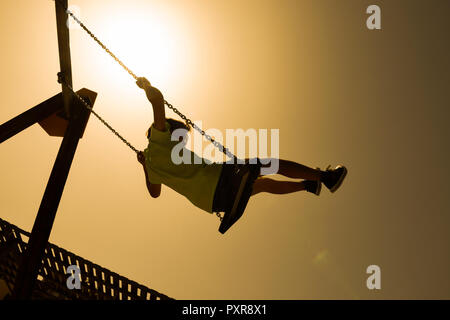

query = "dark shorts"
212;158;262;213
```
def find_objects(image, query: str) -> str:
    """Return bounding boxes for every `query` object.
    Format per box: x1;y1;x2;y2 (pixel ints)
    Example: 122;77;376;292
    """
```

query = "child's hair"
146;118;191;139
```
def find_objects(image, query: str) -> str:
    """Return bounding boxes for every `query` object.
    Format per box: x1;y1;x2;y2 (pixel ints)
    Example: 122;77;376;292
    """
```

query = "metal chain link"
61;1;236;160
163;100;236;160
62;81;140;154
65;7;139;81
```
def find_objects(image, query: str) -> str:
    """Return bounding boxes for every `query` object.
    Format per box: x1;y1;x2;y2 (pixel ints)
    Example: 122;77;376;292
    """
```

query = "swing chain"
216;212;223;222
164;100;236;159
62;1;236;159
64;6;139;81
60;79;140;154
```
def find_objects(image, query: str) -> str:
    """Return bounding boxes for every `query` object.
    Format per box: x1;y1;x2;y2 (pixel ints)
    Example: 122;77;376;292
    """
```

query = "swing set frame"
0;0;97;299
0;0;257;299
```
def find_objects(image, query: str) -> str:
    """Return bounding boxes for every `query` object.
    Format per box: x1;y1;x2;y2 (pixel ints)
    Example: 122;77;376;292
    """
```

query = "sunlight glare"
97;7;180;89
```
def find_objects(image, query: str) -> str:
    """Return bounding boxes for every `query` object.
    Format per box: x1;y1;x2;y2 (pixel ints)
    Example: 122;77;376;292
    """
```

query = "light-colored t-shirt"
143;121;223;213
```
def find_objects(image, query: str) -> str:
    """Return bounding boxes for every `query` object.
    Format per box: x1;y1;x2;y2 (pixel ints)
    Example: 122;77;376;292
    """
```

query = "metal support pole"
55;0;73;117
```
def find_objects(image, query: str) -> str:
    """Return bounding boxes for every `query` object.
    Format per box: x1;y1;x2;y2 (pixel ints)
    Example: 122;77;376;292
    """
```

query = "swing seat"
218;163;261;234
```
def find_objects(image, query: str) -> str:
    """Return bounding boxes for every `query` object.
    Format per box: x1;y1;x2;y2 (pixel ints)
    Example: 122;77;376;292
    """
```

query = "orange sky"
1;0;449;299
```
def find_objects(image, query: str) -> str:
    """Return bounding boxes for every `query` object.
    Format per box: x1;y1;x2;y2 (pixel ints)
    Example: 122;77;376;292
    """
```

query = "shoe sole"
329;166;347;193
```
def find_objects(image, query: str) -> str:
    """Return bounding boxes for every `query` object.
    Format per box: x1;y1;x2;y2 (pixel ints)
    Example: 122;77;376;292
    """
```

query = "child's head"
146;118;191;140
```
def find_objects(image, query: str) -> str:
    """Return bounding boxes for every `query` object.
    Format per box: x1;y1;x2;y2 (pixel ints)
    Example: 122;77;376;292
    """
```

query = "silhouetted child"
136;77;347;214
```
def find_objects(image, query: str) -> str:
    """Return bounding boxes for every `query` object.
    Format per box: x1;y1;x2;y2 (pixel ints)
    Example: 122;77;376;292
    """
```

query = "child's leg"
251;177;307;196
261;159;322;181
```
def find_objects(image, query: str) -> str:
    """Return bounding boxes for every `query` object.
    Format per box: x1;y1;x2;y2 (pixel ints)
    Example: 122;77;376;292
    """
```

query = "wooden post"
55;0;73;117
0;93;64;144
11;90;96;299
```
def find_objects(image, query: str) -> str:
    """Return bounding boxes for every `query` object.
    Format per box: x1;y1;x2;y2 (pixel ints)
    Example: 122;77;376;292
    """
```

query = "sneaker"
322;165;347;193
304;180;321;196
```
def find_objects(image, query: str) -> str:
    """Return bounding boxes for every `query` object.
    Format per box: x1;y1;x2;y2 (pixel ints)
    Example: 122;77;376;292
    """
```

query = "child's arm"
136;77;166;132
137;152;161;198
144;168;161;198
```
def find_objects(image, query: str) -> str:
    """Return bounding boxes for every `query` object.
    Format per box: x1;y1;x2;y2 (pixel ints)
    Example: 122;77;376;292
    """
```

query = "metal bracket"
57;72;65;84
